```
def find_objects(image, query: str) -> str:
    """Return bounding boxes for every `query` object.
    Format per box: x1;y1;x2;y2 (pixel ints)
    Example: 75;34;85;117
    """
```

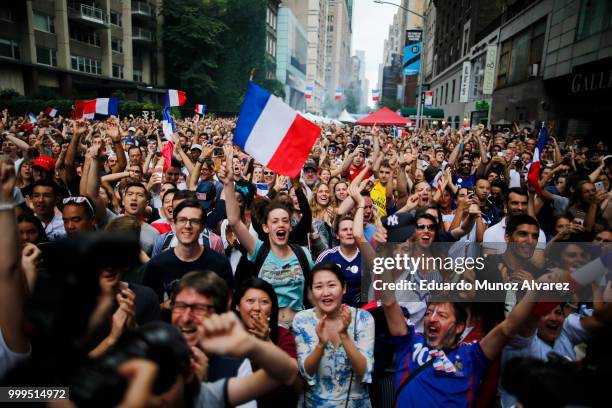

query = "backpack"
238;242;312;308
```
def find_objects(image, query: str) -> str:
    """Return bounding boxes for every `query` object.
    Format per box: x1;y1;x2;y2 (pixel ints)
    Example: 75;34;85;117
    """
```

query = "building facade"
324;0;352;111
276;4;308;111
0;0;165;102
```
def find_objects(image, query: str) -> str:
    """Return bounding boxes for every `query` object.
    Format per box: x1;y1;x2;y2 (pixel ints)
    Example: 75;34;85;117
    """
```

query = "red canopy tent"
355;107;410;126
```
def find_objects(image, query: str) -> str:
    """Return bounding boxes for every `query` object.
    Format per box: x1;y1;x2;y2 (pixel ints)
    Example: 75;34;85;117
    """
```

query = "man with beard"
342;145;373;182
482;188;546;262
381;259;564;407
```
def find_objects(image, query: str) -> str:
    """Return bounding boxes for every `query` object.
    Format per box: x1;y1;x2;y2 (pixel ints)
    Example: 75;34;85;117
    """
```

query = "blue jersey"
316;247;362;307
393;324;489;408
453;173;476;190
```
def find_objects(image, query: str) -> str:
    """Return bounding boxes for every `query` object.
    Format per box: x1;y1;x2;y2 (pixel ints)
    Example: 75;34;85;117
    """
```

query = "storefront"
544;56;612;143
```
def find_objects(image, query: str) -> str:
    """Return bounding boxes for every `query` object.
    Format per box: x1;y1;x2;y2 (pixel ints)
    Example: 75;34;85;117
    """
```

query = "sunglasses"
416;223;436;231
62;196;95;215
263;171;275;175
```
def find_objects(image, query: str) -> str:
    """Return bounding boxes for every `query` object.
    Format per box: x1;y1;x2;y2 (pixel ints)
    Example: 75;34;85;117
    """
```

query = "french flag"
527;123;548;195
73;98;119;119
304;84;313;99
45;107;58;118
166;89;186;107
162;107;176;140
372;89;380;101
335;88;343;100
235;82;321;177
463;124;471;131
194;104;206;115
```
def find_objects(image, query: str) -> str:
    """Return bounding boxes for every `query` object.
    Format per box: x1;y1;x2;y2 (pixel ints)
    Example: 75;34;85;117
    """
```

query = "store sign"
475;100;490;111
459;62;471;102
482;45;497;95
570;69;612;93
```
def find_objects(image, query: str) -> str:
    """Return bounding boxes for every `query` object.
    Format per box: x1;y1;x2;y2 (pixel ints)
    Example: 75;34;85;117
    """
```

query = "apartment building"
0;0;164;102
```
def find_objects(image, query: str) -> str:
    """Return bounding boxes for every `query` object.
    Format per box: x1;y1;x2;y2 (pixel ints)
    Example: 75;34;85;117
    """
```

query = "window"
112;64;123;79
110;11;122;27
451;79;456;103
36;46;57;66
576;0;612;40
445;83;449;105
0;6;13;22
133;69;143;82
462;27;470;56
33;12;54;33
0;38;20;59
497;18;546;87
70;23;101;46
111;38;123;53
71;55;101;74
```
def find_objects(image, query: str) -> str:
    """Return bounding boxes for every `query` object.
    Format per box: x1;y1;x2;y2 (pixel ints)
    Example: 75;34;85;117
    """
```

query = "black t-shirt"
143;247;234;301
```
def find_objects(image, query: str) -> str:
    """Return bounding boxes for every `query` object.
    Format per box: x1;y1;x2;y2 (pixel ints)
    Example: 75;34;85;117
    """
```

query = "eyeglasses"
263;171;275;175
416;223;436;231
175;217;202;226
171;301;216;317
62;196;94;215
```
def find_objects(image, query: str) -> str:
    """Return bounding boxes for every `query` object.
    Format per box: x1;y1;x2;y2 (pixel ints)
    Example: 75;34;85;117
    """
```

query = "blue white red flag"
527;123;548;195
372;89;381;101
335;88;343;100
304;84;313;99
28;112;37;123
194;104;206;115
165;89;186;107
235;82;321;177
73;98;119;120
162;107;175;140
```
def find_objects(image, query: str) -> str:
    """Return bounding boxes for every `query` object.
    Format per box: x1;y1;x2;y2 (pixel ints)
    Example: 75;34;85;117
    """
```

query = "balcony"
131;1;154;18
132;27;154;44
68;3;109;28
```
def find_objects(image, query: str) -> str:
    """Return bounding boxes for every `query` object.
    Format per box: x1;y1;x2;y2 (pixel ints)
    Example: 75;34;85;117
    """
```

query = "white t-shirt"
0;328;30;380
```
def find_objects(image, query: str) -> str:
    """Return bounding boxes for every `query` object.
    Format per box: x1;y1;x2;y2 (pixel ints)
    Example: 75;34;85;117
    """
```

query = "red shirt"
276;326;297;358
151;220;172;234
347;165;372;182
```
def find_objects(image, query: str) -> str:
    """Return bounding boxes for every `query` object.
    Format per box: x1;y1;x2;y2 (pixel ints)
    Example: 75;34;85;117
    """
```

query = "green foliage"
378;97;402;111
162;0;271;113
162;0;227;104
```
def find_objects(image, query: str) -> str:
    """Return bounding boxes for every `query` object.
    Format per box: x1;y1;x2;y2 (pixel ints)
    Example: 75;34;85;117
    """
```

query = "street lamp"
374;0;426;129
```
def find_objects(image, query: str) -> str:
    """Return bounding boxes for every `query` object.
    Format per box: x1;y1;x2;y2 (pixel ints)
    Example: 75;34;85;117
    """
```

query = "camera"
69;322;191;407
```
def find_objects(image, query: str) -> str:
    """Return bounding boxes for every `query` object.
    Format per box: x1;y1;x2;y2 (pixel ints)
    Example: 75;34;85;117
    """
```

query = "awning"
400;107;445;119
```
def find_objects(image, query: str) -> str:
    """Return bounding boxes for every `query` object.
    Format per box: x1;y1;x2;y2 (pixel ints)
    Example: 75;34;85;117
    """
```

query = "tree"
162;0;227;104
378;97;402;111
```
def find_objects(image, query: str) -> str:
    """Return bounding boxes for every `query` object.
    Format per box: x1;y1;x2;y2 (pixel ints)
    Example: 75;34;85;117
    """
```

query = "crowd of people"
0;107;611;407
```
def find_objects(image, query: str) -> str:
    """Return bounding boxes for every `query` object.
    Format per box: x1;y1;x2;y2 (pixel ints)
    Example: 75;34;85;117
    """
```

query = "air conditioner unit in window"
529;63;539;78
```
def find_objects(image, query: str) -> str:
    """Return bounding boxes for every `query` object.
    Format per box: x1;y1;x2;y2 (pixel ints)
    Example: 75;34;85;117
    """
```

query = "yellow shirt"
370;181;387;217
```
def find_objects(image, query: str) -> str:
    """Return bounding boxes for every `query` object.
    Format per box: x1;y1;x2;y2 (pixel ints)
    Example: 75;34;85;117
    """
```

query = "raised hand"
248;312;271;341
339;305;351;335
315;314;330;344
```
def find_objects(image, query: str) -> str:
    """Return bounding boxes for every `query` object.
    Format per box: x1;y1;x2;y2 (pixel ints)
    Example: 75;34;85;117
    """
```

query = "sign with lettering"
482;45;497;95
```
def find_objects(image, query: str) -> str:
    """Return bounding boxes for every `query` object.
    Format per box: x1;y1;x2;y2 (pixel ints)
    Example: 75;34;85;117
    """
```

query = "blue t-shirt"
316;247;362;307
453;173;476;190
393;324;489;408
248;239;314;311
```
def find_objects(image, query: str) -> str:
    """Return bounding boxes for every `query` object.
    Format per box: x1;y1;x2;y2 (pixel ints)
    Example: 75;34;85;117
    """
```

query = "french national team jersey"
392;324;489;408
316;247;362;307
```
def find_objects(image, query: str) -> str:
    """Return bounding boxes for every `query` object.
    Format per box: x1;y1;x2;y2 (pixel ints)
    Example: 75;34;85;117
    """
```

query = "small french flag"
73;98;119;119
304;84;313;99
527;123;548;196
235;82;321;177
45;107;58;118
194;104;206;115
335;88;343;100
162;107;176;140
372;89;381;101
432;170;445;190
166;89;187;107
28;112;37;123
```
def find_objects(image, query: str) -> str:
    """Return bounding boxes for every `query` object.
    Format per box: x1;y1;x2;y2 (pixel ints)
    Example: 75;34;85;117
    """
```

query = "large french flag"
162;107;175;140
73;98;119;119
235;82;321;177
527;124;548;195
166;89;186;107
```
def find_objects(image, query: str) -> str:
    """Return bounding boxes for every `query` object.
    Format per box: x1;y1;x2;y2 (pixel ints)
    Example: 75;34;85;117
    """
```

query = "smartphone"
595;181;604;192
574;210;586;226
213;147;223;157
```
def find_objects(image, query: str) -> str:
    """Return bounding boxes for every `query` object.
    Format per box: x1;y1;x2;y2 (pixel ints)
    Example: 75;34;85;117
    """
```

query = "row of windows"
0;38;20;60
112;38;123;53
69;23;100;46
37;46;57;66
71;55;101;75
266;35;276;58
266;7;277;30
433;79;457;107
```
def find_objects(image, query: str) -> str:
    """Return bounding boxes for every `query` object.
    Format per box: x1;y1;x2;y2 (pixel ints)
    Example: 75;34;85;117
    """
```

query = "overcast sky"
353;0;396;106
